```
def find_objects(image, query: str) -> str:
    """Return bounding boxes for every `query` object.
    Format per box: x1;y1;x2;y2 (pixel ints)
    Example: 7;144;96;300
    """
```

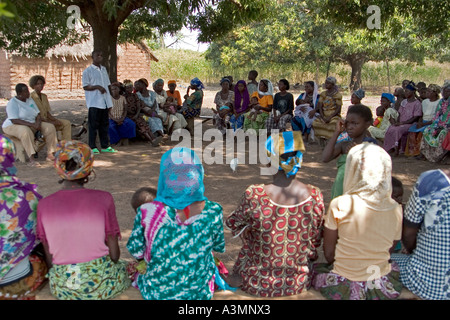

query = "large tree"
206;0;448;90
0;0;267;81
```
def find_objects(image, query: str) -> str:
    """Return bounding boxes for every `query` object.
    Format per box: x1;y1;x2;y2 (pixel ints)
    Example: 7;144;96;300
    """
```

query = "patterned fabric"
0;254;47;300
265;113;293;134
391;169;450;300
214;113;231;135
127;200;225;300
423;97;450;148
54;140;93;181
225;184;325;297
0;135;42;281
48;255;131;300
154;147;207;210
190;77;205;90
124;92;154;138
312;90;343;139
229;114;245;131
265;131;305;178
181;90;203;119
312;262;402;300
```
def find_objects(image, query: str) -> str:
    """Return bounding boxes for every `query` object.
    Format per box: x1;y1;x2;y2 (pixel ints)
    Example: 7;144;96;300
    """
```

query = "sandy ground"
0;88;441;300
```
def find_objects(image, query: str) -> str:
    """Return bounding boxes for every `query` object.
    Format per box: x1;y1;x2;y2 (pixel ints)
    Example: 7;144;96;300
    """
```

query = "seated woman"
405;84;441;157
312;143;403;300
166;80;182;108
181;77;205;135
243;79;274;135
367;93;398;142
383;82;422;156
122;80;162;147
0;135;48;300
391;169;450;300
2;83;57;166
29;75;72;141
265;79;294;135
134;78;165;138
225;131;325;297
312;77;343;146
127;147;225;300
292;81;319;143
420;82;450;163
108;82;136;146
230;80;251;132
36;140;131;300
153;79;187;135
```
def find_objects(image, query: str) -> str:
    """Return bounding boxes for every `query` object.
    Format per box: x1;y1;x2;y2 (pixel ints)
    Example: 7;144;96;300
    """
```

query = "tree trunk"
385;59;391;94
348;55;365;91
315;56;320;85
91;22;119;82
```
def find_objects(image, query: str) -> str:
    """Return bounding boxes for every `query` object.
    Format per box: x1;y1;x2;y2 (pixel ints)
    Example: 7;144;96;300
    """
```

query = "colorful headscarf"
190;77;205;90
220;77;231;86
234;80;250;113
54;140;94;181
137;78;149;88
0;135;41;280
0;135;17;176
326;76;337;85
343;143;398;211
153;78;164;90
266;131;305;177
353;88;365;100
381;93;395;104
168;80;177;86
154;147;207;210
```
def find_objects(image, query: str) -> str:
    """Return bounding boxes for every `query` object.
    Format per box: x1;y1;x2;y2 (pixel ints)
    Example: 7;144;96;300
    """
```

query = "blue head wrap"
266;131;305;178
190;77;205;90
154;147;207;209
381;93;395;104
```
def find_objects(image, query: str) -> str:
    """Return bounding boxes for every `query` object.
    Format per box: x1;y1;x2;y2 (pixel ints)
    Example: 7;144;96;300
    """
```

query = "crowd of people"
1;50;449;301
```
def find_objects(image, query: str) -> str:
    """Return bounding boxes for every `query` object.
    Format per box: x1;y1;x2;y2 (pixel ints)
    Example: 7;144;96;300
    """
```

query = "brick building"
0;40;158;99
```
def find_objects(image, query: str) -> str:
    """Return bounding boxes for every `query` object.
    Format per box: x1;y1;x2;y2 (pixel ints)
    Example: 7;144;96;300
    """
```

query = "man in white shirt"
82;50;117;154
2;83;58;166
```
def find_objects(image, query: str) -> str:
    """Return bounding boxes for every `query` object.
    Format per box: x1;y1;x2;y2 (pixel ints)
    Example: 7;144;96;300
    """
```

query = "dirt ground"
0;88;445;300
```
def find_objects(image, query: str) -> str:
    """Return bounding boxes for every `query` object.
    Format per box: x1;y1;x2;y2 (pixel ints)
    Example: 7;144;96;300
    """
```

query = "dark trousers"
88;107;109;149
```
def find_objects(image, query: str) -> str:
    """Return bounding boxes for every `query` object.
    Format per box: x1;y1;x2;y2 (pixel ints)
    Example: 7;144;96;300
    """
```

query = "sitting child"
373;106;385;128
248;96;263;121
292;99;316;142
212;103;233;135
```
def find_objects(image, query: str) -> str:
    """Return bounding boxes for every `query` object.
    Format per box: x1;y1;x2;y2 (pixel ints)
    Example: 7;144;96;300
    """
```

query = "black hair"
249;70;258;77
131;187;157;211
279;79;290;90
29;75;46;88
346;104;373;122
15;83;28;95
91;50;102;57
392;176;403;190
304;81;315;88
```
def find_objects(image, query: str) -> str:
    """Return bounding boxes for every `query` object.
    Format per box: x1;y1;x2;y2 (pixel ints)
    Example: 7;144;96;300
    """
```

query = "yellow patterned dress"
312;91;343;139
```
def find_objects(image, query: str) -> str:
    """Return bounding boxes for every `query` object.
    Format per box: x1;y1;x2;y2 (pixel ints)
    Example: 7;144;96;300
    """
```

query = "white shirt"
421;98;440;122
2;97;41;128
82;64;113;109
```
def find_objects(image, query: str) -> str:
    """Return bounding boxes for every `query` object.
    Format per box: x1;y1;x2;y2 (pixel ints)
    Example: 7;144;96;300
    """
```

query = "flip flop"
92;148;100;154
101;147;118;153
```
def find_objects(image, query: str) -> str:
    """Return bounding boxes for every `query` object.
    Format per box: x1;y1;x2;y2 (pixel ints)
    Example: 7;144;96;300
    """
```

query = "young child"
128;187;158;285
212;103;232;135
248;96;263;121
373;106;385;128
391;176;404;253
322;104;378;199
293;99;315;142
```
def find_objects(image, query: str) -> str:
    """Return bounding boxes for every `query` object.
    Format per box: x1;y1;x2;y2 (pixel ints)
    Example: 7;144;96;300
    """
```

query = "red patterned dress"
225;184;325;297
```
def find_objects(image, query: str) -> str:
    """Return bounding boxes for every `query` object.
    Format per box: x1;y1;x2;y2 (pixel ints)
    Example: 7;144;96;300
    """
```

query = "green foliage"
0;0;15;18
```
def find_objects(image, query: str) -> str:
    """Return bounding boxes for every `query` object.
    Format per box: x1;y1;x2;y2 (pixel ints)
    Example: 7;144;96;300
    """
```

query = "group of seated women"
1;123;448;300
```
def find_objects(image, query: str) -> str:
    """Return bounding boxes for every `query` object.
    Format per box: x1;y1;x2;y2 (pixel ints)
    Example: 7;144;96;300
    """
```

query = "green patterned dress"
127;200;225;300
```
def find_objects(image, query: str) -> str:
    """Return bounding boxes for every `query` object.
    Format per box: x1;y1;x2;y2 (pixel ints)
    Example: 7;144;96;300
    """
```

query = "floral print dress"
127;200;225;300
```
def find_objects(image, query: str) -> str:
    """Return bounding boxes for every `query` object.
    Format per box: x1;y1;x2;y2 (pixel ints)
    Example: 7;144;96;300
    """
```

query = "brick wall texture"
0;43;156;99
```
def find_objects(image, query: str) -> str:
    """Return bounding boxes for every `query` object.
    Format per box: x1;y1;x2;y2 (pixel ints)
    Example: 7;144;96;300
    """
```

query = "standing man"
82;50;117;154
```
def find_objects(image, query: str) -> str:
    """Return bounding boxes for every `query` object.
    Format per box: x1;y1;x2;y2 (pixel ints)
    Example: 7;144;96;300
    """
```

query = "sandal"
92;148;100;154
101;147;118;153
